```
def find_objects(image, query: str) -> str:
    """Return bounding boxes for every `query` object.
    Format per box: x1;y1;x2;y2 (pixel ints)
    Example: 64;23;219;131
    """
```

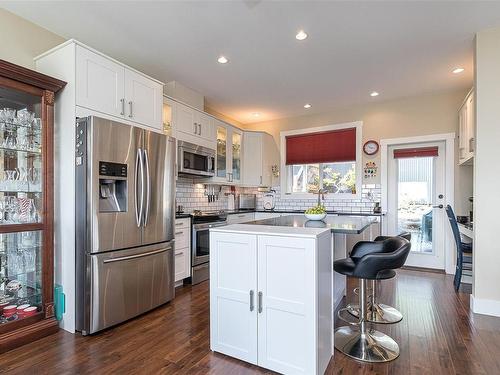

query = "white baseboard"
470;295;500;317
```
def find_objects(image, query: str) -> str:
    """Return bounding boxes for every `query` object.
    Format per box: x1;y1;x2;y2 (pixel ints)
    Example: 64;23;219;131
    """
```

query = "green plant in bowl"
304;205;327;220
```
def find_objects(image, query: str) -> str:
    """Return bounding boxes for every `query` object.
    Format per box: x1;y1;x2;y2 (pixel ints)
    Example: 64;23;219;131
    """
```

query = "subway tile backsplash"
176;178;381;214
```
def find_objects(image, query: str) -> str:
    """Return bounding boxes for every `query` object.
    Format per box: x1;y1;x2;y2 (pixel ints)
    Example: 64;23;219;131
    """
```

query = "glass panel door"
162;98;173;135
216;126;227;179
396;157;434;253
232;131;241;181
0;230;43;323
0;94;43;226
0;85;45;325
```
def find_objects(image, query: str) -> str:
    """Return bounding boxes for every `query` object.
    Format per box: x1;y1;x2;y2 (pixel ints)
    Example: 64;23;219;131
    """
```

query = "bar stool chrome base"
347;303;403;324
334;326;400;362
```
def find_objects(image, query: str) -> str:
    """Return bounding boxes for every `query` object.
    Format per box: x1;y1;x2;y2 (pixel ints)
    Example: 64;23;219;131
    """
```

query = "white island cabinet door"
257;236;316;375
210;232;258;364
76;46;125;118
124;69;163;130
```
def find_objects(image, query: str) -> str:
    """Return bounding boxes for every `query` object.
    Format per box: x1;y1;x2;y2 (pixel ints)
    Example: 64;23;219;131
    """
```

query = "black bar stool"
334;237;411;363
348;232;411;324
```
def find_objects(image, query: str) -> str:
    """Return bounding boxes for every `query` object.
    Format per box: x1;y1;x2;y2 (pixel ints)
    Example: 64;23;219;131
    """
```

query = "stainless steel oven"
191;211;227;284
178;140;215;177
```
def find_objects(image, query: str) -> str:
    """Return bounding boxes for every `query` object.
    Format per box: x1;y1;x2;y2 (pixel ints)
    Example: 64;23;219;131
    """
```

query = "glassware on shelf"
0;230;42;323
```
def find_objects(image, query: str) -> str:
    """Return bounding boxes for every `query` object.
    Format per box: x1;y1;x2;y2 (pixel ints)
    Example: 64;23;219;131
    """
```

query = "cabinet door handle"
120;98;125;115
128;101;133;118
249;290;255;311
175;222;184;226
260;176;262;185
258;291;263;313
194;123;197;134
198;123;202;135
175;231;183;235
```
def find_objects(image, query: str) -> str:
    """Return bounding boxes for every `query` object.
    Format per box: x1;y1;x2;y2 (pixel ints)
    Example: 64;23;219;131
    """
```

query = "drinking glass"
2;108;16;124
5;170;18;191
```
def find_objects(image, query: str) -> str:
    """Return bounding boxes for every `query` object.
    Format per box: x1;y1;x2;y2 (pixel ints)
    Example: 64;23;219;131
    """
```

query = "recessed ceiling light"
370;91;379;97
295;30;308;41
252;112;260;117
217;56;229;64
452;67;464;74
304;103;312;109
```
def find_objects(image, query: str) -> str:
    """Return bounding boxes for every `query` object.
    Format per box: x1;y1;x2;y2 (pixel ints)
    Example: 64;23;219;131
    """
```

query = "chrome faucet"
316;188;327;206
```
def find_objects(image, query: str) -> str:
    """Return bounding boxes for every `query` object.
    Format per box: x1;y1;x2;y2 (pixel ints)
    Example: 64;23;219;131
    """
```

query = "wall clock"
363;140;379;155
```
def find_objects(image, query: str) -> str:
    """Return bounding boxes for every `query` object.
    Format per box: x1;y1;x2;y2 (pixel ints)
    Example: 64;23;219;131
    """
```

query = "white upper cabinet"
195;111;216;141
243;132;279;187
124;69;163;129
458;89;475;165
172;101;216;149
76;46;125;118
74;43;163;131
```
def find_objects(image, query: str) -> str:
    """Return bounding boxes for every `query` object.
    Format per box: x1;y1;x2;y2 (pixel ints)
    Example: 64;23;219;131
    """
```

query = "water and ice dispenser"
98;161;127;212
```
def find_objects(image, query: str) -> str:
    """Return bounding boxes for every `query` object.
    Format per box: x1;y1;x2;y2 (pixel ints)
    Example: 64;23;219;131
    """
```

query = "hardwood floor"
1;269;500;374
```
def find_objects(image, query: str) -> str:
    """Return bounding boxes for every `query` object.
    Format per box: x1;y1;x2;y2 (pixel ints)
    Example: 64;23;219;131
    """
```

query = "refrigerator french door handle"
143;148;151;227
135;148;145;227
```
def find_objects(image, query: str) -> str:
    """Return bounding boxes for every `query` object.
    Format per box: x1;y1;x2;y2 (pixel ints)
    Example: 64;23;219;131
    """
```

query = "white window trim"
280;121;363;200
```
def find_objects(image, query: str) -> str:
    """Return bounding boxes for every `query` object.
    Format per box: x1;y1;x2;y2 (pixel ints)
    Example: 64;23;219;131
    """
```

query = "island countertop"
245;214;376;234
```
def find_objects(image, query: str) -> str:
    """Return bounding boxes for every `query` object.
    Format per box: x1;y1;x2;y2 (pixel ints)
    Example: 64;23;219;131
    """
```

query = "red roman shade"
393;146;438;159
285;128;356;165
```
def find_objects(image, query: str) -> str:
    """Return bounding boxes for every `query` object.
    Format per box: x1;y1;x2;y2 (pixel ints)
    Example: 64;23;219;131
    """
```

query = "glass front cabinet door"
0;60;65;353
214;118;243;184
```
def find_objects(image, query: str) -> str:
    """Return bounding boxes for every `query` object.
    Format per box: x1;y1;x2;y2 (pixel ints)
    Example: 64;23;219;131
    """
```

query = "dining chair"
445;205;473;291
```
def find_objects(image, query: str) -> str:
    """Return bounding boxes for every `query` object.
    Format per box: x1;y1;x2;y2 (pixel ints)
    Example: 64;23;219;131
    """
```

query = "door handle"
260;176;262;185
433;204;444;209
258;291;263;313
249;290;255;312
194;122;198;135
120;98;125;115
103;248;170;264
143;149;151;227
128;101;133;118
175;231;183;235
135;149;144;227
198;123;202;136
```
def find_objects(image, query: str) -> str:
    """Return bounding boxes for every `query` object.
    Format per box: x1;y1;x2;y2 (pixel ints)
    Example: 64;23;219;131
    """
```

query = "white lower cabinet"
210;233;258;363
174;218;191;282
210;232;332;375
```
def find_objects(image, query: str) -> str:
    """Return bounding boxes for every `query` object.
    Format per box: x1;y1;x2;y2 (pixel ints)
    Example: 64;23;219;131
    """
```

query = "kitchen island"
209;215;376;375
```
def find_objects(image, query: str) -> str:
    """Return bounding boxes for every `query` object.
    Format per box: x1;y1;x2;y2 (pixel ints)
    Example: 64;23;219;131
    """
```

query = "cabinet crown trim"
34;39;164;86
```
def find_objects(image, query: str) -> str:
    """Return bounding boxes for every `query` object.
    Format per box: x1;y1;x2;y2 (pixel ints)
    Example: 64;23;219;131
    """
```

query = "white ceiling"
3;1;500;124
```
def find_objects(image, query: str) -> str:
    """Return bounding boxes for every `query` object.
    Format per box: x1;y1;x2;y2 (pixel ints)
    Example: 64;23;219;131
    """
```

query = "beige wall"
472;27;500;315
244;89;473;214
0;8;65;69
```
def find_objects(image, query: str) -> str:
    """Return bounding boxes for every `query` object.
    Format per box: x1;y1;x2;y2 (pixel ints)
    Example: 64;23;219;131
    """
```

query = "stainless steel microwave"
178;140;215;177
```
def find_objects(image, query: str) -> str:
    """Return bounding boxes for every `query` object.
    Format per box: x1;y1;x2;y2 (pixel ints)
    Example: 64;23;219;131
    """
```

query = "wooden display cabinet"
0;60;65;353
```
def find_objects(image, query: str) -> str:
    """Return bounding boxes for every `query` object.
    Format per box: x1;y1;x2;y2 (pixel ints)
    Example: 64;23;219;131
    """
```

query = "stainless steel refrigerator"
75;116;175;335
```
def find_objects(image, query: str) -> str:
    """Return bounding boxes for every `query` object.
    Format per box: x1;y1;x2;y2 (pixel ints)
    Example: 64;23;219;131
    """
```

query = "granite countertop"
230;209;385;216
246;214;376;234
211;223;331;238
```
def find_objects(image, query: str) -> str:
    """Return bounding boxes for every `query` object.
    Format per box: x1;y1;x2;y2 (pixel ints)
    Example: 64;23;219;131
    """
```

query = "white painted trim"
279;121;363;200
380;132;455;273
470;295;500;317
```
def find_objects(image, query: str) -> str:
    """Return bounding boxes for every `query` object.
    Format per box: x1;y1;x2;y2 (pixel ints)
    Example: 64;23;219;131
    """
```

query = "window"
290;162;356;194
280;122;362;198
